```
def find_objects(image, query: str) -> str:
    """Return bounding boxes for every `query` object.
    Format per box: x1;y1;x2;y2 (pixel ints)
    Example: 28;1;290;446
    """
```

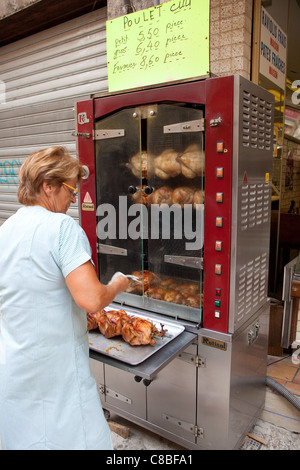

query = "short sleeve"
58;216;92;278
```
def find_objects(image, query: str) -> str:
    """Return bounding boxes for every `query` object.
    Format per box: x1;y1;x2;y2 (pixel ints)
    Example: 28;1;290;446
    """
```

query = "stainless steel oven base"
89;303;269;450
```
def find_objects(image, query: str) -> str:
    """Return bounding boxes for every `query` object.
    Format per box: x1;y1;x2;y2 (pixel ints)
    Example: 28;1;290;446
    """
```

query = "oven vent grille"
236;252;268;324
240;182;271;231
242;90;273;150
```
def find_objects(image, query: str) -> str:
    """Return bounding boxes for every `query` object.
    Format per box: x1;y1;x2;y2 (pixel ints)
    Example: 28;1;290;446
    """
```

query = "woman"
0;146;129;450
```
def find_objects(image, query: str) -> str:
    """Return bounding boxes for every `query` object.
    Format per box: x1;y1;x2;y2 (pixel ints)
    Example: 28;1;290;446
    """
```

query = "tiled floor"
267;353;300;396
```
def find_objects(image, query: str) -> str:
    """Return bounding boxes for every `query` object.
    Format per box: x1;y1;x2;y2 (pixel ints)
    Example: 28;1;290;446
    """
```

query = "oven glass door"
95;108;144;285
95;103;204;323
145;104;204;322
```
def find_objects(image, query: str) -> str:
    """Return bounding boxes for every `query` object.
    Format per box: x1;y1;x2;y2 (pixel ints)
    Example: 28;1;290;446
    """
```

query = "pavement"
109;411;300;451
109;353;300;451
1;400;299;451
109;355;300;451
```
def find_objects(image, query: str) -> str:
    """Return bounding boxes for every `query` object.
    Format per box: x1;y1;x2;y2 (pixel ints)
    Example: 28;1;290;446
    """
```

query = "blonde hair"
18;146;85;205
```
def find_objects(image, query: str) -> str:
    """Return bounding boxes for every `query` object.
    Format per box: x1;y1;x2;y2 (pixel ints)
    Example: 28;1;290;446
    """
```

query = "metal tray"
88;308;184;366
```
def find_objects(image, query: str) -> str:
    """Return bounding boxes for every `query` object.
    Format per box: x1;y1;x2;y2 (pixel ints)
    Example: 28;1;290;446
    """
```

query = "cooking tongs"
126;274;141;282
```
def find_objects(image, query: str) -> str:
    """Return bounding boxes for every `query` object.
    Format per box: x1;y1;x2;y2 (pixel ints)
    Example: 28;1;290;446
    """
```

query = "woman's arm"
65;261;129;313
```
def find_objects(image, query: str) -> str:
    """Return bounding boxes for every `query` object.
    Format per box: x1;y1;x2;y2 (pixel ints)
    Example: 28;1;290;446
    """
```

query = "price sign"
106;0;210;92
260;7;287;90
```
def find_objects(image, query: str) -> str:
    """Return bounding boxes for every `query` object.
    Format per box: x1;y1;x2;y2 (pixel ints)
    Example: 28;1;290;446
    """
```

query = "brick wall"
209;0;253;79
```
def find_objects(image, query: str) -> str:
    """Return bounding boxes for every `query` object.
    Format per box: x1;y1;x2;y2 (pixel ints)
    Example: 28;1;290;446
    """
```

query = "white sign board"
260;7;287;90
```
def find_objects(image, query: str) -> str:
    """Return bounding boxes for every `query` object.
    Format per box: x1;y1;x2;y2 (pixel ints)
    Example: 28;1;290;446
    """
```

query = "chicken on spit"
179;144;204;178
153;149;181;179
127;151;152;178
126;269;160;294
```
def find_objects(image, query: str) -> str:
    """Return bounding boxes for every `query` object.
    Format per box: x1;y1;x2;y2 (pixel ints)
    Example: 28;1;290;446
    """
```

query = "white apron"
0;206;113;450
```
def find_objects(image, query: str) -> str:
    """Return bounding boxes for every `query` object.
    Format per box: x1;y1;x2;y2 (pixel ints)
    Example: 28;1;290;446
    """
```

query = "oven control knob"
143;378;152;387
144;186;154;195
128;185;137;194
81;165;90;180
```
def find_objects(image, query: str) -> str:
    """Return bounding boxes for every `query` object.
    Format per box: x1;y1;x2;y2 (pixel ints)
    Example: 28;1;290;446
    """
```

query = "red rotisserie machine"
75;75;274;449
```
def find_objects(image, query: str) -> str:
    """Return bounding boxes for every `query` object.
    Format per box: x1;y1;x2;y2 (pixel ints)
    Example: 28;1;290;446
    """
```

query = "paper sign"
260;7;287;90
106;0;210;92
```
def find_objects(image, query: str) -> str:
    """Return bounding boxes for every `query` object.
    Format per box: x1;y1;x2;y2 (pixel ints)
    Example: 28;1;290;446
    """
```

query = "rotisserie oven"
75;75;274;449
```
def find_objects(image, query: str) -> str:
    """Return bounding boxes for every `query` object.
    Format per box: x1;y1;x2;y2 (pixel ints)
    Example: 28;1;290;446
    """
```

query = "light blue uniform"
0;206;113;450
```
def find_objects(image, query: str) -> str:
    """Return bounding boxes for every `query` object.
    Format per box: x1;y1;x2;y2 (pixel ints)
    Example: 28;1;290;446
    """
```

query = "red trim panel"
76;99;98;272
94;81;207;119
203;76;233;332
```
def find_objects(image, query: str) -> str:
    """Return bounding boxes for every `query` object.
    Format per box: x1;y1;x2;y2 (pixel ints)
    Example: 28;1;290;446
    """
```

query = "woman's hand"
65;261;129;313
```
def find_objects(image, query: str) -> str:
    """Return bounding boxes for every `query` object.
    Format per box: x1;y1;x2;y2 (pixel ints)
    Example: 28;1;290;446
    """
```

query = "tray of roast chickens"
87;307;184;366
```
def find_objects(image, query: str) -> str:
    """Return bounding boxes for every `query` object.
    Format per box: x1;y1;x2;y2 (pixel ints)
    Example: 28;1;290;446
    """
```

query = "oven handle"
164;255;203;270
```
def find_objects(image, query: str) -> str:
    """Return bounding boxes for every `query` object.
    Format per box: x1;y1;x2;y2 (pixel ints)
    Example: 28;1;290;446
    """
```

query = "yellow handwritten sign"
106;0;210;92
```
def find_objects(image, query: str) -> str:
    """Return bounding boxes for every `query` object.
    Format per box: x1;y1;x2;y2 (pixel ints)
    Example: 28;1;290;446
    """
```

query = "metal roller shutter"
0;8;108;224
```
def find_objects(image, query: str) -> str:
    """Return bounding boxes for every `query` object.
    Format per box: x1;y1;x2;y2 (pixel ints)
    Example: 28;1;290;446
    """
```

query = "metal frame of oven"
75;75;274;449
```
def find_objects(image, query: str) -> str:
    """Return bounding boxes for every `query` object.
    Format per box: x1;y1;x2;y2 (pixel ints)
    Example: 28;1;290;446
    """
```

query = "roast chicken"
148;186;173;206
122;316;166;346
126;270;203;309
128;143;204;182
172;186;194;207
153;149;181;179
97;309;131;338
193;189;204;208
127;151;152;178
126;269;160;294
87;308;166;346
134;186;204;209
179;144;204;178
87;312;99;331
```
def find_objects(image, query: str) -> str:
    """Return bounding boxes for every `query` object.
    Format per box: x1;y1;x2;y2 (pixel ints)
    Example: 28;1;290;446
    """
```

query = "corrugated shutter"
0;8;108;223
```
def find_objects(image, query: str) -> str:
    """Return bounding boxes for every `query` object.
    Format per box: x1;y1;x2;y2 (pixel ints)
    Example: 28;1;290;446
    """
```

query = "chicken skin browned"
87;309;166;346
97;309;131;338
126;270;160;294
87;312;99;331
121;317;161;346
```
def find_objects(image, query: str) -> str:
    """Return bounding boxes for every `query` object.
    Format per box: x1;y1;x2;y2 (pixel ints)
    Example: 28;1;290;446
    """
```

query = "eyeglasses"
62;182;78;198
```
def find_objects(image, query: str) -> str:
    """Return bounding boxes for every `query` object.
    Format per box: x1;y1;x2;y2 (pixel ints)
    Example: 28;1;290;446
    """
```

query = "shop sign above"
106;0;210;92
260;6;287;90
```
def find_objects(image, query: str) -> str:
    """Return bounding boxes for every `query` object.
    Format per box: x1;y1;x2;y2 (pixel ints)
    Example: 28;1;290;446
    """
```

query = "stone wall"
0;0;39;19
210;0;253;79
